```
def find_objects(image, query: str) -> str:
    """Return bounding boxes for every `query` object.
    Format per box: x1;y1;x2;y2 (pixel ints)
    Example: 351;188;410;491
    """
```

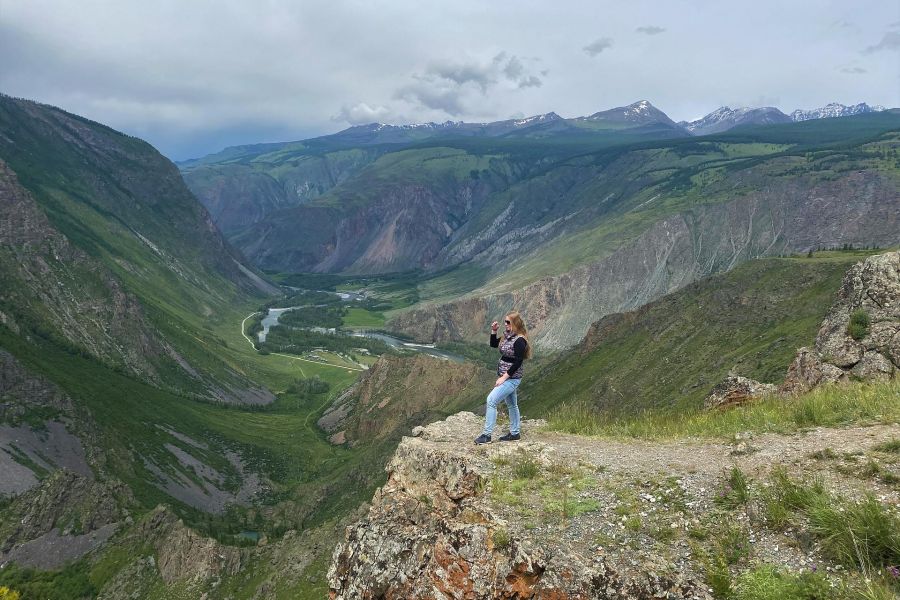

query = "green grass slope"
521;251;884;417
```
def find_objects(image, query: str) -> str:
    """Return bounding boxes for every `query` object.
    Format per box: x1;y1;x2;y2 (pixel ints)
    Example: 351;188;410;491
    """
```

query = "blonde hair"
505;311;533;359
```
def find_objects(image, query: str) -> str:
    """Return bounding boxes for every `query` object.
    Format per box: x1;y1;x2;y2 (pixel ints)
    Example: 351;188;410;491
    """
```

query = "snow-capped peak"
513;112;562;126
790;102;886;122
628;100;653;115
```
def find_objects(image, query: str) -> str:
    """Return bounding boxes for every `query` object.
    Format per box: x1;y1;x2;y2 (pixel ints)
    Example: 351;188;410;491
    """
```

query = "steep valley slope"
0;96;390;598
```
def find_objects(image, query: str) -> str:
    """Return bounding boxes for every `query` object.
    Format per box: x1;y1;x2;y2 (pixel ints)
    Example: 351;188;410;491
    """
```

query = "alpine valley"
1;92;899;599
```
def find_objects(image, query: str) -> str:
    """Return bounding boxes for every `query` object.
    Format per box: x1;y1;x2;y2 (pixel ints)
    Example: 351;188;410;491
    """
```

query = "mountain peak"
790;102;886;122
683;105;791;135
582;100;676;126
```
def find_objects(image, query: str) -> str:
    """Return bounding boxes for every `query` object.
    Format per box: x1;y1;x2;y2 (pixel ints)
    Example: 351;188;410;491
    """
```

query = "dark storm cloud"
583;38;613;56
635;26;665;35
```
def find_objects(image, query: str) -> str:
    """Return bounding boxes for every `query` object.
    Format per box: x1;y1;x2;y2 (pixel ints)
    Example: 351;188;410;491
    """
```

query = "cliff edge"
327;412;900;598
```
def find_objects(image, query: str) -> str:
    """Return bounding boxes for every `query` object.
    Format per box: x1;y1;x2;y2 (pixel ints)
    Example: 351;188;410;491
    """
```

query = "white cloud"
333;103;392;125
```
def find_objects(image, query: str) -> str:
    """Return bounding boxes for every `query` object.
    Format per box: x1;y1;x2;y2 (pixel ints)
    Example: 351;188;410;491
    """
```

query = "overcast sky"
2;0;898;160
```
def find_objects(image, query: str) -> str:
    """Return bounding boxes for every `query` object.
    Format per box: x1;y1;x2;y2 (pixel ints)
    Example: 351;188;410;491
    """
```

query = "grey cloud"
636;26;665;35
395;84;467;116
397;52;542;116
583;38;613;56
503;56;525;81
424;53;541;93
863;31;900;53
427;59;498;93
839;66;867;74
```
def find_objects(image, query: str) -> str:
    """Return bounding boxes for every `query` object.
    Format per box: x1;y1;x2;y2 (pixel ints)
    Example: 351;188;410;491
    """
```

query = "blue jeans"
481;378;521;437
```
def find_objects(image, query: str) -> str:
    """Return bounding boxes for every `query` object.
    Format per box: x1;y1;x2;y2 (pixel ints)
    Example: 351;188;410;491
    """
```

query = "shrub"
848;310;870;341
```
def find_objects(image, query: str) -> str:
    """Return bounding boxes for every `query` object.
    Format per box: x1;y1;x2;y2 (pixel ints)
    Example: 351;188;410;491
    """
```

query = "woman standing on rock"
475;311;532;444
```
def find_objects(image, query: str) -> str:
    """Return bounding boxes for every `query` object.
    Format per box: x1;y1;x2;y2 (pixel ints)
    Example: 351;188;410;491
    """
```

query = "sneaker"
498;432;521;442
474;434;492;445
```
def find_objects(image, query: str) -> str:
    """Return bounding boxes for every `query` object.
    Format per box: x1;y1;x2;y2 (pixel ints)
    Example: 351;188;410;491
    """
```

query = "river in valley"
256;292;465;363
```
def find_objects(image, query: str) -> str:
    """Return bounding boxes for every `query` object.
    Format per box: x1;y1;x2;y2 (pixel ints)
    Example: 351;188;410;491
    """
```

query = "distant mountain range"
322;99;890;146
179;101;889;169
681;102;886;136
326;100;888;145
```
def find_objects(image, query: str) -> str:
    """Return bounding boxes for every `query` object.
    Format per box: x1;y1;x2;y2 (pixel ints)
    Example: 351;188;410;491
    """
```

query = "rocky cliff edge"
328;412;900;598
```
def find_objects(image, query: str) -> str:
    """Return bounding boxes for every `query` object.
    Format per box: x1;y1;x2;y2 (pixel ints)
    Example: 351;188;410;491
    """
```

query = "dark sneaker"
498;433;521;442
474;434;492;445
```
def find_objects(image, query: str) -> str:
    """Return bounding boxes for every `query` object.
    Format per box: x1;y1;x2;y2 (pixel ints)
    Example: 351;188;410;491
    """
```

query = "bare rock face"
704;376;777;409
781;347;846;394
327;412;703;599
0;471;128;569
783;252;899;392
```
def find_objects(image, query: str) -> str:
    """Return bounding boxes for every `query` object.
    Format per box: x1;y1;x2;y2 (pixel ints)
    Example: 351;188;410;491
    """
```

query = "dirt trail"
539;424;900;482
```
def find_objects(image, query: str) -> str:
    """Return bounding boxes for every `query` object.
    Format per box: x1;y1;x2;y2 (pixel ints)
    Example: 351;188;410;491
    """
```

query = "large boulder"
704;376;777;409
783;252;899;393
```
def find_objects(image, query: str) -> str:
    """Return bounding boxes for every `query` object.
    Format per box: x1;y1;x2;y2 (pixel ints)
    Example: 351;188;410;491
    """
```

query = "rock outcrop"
327;413;704;599
782;251;899;393
703;375;777;409
0;471;128;569
318;354;488;447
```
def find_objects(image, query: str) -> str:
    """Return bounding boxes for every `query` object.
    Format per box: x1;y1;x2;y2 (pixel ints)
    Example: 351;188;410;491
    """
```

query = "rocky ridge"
327;413;706;599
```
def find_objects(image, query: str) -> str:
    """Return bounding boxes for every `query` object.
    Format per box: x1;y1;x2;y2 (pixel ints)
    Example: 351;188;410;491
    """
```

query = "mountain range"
180;101;886;172
179;102;899;350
